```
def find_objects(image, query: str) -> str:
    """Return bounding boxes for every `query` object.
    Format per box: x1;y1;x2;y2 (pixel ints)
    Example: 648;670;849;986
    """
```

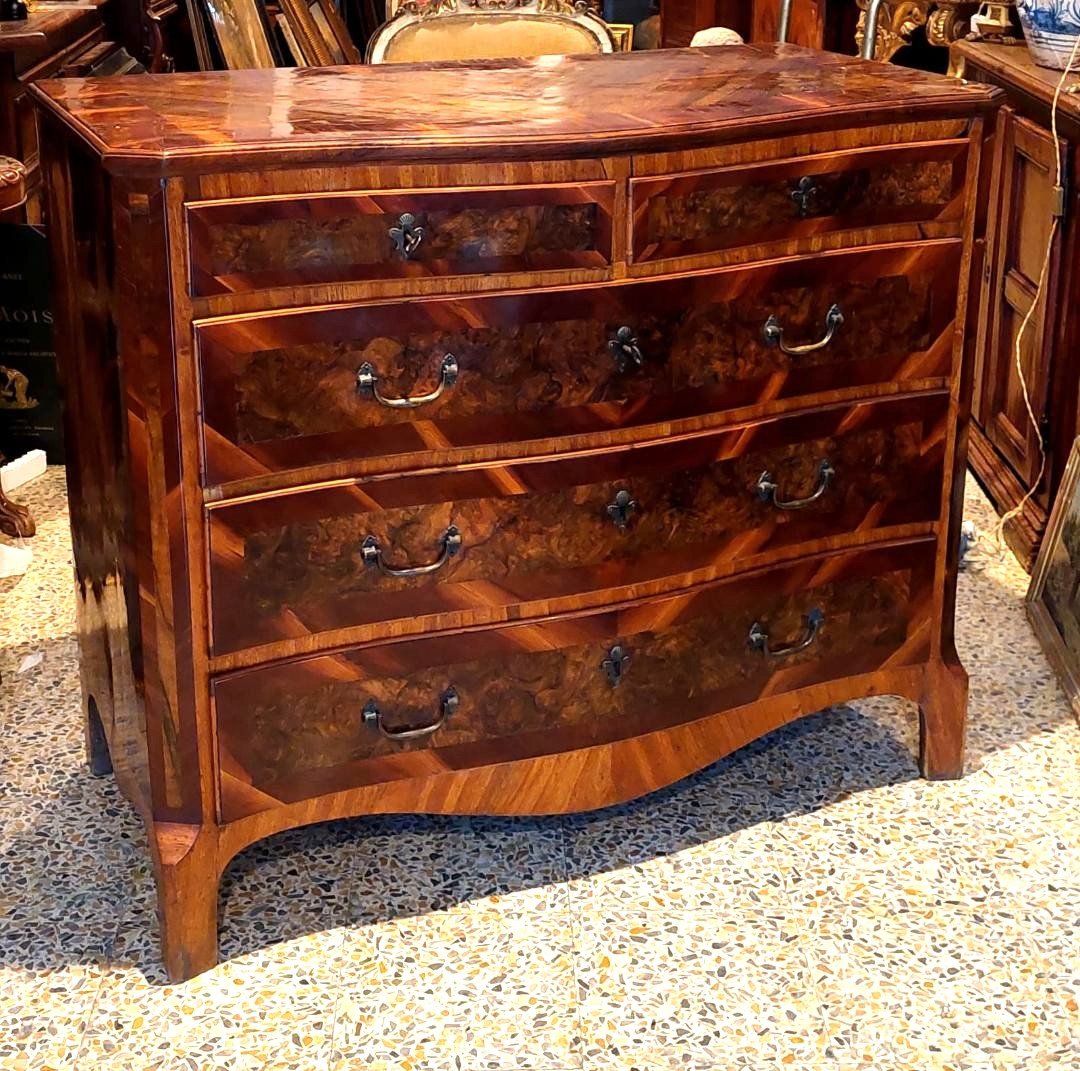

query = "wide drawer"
197;240;961;488
207;394;948;658
631;139;968;266
186;183;615;296
214;541;935;818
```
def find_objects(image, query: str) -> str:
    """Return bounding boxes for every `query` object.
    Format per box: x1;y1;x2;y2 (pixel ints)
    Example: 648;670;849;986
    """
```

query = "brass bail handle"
362;686;460;741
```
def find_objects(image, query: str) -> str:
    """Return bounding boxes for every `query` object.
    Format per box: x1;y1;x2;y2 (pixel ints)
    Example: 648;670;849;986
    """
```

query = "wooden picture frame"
275;11;306;63
1026;436;1080;723
197;0;278;68
184;0;217;69
606;21;633;50
281;0;362;64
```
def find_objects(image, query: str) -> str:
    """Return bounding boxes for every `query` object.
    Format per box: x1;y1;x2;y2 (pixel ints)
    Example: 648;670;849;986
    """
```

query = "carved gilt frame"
195;0;279;69
280;0;362;65
1027;438;1080;725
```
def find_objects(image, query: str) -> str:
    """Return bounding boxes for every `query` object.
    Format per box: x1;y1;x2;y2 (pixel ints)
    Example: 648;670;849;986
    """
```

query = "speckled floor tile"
333;907;581;1071
0;965;102;1071
77;923;341;1069
217;822;361;962
565;819;796;914
347;816;570;922
809;901;1073;1069
2;468;1079;1071
574;909;830;1070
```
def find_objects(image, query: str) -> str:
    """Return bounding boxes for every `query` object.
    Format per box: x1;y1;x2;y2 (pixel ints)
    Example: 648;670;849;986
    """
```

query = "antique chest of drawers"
32;45;999;980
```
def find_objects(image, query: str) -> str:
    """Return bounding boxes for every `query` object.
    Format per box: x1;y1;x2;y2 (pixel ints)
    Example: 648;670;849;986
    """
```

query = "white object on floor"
0;540;32;579
0;449;47;494
690;26;744;46
16;651;43;674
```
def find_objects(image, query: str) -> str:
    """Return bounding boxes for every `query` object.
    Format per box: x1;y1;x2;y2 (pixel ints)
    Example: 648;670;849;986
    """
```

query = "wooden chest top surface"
31;44;999;175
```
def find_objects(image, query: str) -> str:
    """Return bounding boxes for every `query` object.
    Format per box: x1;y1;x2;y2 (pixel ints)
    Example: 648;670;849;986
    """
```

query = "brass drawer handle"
356;352;458;409
389;212;424;258
748;607;825;659
606;489;638;532
756;459;835;511
361;525;462;578
362;686;459;741
601;644;630;686
762;304;844;355
608;325;644;373
790;175;820;218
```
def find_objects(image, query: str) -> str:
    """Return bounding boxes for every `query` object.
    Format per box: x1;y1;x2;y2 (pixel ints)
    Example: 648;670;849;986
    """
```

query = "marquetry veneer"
31;44;999;980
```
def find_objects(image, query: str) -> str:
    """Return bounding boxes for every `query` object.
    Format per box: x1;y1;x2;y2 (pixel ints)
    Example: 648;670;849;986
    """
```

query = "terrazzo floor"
0;467;1078;1071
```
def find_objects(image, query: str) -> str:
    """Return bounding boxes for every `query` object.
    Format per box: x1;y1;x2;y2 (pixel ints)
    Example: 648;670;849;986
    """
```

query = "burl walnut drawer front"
197;240;961;488
207;394;948;658
631;139;968;266
186;183;615;296
214;541;934;818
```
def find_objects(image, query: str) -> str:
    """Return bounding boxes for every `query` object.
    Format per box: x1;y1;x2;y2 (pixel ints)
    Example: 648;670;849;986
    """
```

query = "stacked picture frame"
186;0;363;69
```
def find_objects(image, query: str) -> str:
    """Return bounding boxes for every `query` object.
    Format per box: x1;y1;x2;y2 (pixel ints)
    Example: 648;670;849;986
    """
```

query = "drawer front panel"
208;395;948;656
187;183;615;296
198;241;961;486
631;140;968;264
214;542;934;817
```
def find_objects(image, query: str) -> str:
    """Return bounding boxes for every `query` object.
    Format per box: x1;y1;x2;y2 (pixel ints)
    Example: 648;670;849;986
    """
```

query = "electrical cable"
992;31;1080;549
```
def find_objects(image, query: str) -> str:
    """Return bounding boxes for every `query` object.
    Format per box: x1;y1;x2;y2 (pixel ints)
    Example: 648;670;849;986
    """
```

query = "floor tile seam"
557;875;590;1071
68;954;111;1071
321;938;346;1071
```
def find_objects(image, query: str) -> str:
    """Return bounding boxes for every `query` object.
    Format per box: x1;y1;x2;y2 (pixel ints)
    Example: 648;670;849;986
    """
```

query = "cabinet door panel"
977;110;1063;489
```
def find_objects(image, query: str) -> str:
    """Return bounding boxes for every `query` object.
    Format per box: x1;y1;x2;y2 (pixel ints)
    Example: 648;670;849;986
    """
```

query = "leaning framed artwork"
199;0;278;68
1026;436;1080;721
280;0;362;64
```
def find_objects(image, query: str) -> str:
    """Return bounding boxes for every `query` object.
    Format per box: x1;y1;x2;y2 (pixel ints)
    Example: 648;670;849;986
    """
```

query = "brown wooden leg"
154;825;221;982
918;657;969;780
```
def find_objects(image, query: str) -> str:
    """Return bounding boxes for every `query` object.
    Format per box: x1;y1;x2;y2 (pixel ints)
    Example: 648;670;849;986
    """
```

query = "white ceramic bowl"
1017;0;1080;70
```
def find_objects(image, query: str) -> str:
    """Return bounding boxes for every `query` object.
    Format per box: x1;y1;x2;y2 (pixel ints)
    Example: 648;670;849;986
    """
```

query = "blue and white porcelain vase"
1017;0;1080;69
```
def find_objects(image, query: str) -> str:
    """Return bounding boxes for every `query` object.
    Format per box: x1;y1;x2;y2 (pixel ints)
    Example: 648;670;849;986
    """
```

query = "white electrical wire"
993;31;1080;548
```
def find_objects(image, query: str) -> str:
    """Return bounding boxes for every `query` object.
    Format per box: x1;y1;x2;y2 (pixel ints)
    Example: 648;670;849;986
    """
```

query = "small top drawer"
197;240;962;490
186;183;615;296
631;140;968;266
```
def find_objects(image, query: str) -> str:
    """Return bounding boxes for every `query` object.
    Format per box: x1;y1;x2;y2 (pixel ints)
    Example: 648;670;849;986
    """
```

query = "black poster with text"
0;222;63;462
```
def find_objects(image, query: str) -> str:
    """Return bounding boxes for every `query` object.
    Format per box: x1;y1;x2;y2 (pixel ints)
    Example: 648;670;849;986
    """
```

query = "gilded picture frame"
1026;436;1080;723
198;0;278;69
281;0;362;65
275;11;307;63
606;21;633;50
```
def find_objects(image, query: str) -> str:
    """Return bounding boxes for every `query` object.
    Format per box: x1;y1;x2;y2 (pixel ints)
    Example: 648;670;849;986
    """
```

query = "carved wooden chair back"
367;0;615;64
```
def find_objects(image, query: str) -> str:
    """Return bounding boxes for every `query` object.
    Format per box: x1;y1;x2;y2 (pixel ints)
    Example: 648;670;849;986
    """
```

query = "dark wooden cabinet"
1;2;116;221
0;0;190;219
660;0;853;51
955;40;1080;570
33;44;997;981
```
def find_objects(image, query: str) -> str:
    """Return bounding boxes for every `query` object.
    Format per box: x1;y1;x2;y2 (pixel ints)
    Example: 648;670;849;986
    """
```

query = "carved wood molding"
397;0;593;16
0;156;27;216
0;452;35;539
856;1;979;61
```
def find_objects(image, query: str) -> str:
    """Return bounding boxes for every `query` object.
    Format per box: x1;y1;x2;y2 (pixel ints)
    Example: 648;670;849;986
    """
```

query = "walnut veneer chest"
31;44;1000;980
